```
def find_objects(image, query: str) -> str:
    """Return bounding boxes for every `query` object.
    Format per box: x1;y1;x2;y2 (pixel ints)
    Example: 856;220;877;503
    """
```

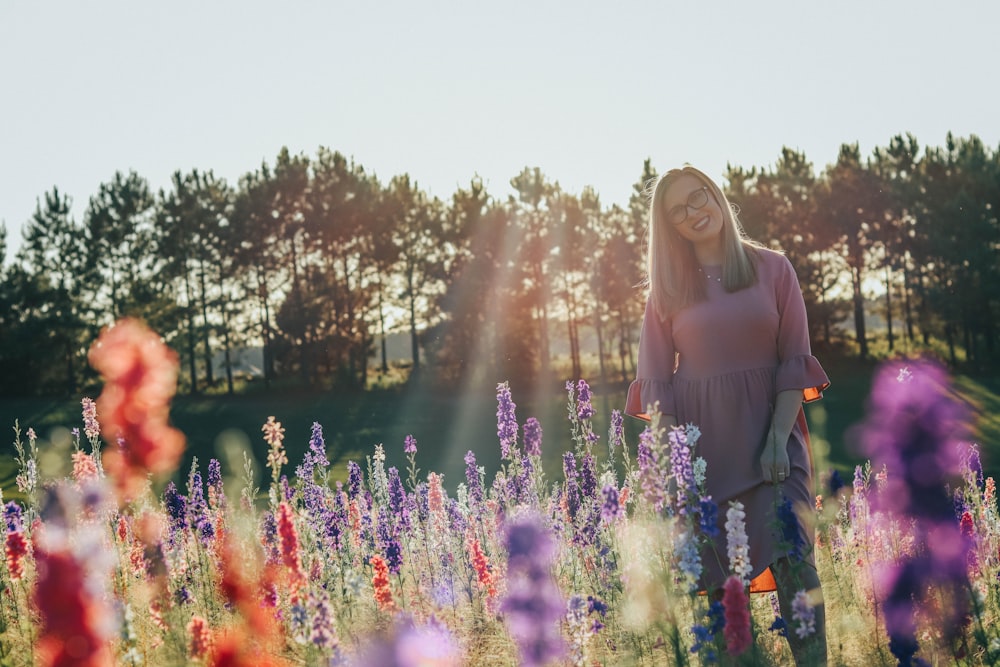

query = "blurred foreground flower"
854;357;974;665
87;318;185;501
33;482;117;667
501;512;565;667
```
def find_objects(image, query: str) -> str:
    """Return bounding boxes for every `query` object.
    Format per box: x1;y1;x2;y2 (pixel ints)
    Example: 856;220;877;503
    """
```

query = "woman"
625;165;830;665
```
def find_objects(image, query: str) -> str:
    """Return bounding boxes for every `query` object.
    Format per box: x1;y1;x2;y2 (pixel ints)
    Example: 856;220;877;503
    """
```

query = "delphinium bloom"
371;554;396;612
263;416;288;489
855;358;974;663
725;501;753;585
464;451;484;509
500;512;565;667
468;535;498;600
3;504;28;580
690;600;725;663
565;594;607;667
497;381;519;461
566;379;599;450
277;501;304;585
523;417;543;457
636;424;667;513
296;421;329;482
721;574;752;656
600;484;622;524
667;425;698;516
71;450;99;484
81;396;100;442
87;317;186;501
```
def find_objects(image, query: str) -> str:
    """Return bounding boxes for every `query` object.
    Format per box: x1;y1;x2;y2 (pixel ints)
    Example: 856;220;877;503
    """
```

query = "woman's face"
662;174;724;245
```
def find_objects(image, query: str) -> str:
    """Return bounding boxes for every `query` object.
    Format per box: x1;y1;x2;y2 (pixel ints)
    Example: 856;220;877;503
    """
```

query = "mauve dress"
625;248;830;590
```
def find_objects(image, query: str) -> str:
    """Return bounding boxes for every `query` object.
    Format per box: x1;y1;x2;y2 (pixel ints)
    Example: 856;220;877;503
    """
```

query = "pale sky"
2;0;998;262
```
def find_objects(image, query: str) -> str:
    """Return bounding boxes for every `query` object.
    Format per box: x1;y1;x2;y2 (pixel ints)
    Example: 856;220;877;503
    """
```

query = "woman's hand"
760;428;790;484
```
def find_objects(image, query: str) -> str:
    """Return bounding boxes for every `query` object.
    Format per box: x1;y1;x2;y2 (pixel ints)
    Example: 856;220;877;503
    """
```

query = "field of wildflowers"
1;317;998;667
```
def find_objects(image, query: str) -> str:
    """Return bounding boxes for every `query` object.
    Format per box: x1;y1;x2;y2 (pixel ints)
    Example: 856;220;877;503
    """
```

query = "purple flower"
600;484;621;523
297;422;330;481
3;501;23;533
854;358;974;659
855;358;970;522
497;382;519;460
404;434;417;454
777;497;805;561
207;458;223;492
608;409;624;450
309;590;338;650
699;496;719;538
563;453;581;520
501;513;565;667
387;467;411;529
81;397;100;441
637;425;666;513
668;426;696;516
523;418;543;457
163;482;189;533
576;379;595;421
347;461;363;500
464;450;484;505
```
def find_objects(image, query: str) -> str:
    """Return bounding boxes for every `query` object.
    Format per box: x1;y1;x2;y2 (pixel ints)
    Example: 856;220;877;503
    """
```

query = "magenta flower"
722;575;752;656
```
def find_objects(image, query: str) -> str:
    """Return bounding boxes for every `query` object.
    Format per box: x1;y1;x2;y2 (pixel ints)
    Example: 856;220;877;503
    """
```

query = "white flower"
725;501;753;584
692;458;707;486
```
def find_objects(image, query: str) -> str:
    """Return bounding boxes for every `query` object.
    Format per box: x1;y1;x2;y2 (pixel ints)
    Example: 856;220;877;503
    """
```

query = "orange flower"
371;555;396;612
87;318;185;500
468;537;497;599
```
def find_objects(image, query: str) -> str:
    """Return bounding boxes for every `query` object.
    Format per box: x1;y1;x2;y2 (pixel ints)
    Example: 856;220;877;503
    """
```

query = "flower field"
1;318;998;667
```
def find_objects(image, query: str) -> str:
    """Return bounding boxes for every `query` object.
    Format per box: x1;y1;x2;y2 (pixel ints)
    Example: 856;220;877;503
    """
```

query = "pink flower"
722;575;752;656
277;502;304;588
71;451;99;484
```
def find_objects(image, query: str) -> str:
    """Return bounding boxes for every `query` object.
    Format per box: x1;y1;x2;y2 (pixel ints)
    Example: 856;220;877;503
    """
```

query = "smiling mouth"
690;215;710;231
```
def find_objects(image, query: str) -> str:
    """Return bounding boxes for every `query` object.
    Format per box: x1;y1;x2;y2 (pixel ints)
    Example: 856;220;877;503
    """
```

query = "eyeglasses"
666;186;711;226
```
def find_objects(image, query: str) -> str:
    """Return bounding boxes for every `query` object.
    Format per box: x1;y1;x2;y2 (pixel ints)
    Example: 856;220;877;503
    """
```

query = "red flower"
33;548;114;667
4;531;29;580
87;318;185;500
722;575;752;656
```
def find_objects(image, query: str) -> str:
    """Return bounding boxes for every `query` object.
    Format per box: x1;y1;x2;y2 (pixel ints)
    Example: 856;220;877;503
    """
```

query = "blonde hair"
645;165;763;320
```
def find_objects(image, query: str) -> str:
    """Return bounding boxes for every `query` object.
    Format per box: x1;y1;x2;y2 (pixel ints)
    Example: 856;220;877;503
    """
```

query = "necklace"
698;267;722;283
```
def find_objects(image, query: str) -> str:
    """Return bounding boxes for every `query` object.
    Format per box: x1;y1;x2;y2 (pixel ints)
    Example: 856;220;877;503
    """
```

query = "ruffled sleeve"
774;254;830;403
776;354;830;403
625;298;677;422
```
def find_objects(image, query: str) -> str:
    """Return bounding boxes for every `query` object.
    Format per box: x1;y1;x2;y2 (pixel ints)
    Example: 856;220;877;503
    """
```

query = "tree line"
1;133;997;398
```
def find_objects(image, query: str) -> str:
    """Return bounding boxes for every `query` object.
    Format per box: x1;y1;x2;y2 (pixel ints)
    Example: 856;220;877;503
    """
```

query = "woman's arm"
760;388;801;483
